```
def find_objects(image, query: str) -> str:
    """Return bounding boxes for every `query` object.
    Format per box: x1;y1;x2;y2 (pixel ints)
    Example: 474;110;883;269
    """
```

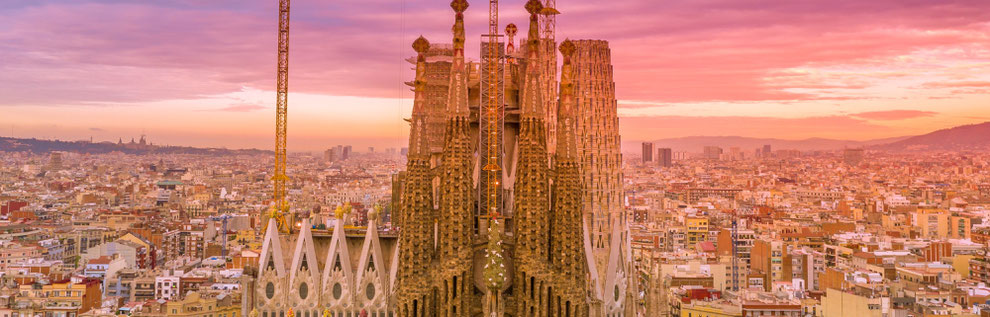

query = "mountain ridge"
0;137;272;155
874;121;990;152
625;135;910;153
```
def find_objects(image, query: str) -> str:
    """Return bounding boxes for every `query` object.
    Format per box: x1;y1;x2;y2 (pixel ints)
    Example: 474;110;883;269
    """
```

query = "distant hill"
0;137;271;155
875;122;990;152
626;135;908;153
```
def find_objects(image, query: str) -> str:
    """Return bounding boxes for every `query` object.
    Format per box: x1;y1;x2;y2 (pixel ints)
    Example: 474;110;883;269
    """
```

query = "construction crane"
482;0;502;221
540;0;557;40
211;214;232;257
267;0;291;234
481;1;505;314
731;210;739;291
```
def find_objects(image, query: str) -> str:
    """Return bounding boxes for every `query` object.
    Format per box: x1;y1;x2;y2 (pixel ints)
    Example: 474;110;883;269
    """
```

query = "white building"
156;270;183;300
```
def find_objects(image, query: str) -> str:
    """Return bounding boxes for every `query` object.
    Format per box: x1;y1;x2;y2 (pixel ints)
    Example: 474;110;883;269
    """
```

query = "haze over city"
2;0;989;151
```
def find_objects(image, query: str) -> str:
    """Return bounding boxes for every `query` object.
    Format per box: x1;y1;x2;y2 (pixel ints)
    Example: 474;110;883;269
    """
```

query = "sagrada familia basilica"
246;0;634;315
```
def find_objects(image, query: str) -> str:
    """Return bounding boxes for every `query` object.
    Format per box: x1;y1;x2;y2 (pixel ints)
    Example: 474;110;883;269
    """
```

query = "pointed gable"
355;219;388;290
259;219;287;276
289;219;320;283
322;217;356;290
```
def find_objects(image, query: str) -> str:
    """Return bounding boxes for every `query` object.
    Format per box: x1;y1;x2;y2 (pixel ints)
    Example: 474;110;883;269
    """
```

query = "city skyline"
2;0;990;151
5;1;990;316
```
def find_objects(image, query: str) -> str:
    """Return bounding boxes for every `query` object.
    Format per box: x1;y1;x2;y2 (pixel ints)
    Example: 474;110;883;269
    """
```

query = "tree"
483;217;506;291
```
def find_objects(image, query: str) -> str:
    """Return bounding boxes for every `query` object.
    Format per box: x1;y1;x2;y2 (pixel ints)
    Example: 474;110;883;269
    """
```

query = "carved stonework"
257;2;634;316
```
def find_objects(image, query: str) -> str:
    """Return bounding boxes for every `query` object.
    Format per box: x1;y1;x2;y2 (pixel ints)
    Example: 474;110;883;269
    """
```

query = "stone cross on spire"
505;23;518;54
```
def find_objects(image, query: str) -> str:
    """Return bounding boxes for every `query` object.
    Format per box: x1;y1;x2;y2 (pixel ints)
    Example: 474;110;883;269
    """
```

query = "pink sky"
1;0;989;151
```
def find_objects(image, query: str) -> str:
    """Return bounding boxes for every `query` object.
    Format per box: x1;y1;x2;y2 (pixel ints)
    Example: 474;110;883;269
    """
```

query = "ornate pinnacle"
526;1;541;48
505;23;518;54
505;23;518;37
451;0;466;51
557;39;577;158
413;36;430;79
525;0;543;16
412;36;430;55
450;0;469;13
369;204;382;223
559;39;576;61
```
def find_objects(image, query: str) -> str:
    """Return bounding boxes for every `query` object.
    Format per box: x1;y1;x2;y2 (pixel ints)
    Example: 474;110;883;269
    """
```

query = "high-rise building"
253;1;634;315
843;148;864;165
657;147;673;167
642;142;654;163
728;146;742;161
49;151;63;170
342;146;352;160
762;144;772;158
704;146;723;160
751;239;787;291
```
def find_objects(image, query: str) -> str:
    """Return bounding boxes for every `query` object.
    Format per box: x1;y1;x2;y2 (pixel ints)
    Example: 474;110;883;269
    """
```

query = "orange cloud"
207;104;267;112
851;110;937;121
921;81;990;89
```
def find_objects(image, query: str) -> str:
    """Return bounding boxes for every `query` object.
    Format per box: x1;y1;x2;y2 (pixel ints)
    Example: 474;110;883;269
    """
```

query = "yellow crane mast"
483;0;500;220
268;0;291;234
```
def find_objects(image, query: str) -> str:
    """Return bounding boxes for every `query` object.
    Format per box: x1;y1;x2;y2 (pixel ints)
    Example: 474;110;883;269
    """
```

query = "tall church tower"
512;1;554;315
395;36;438;316
388;1;636;315
570;39;630;312
551;39;589;316
437;0;477;315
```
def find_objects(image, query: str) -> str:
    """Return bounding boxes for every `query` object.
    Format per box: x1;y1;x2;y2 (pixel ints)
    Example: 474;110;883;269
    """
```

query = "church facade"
249;1;634;316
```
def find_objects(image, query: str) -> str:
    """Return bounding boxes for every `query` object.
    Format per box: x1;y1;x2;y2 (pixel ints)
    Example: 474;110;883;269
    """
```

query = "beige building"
680;301;741;317
822;288;888;317
911;209;972;240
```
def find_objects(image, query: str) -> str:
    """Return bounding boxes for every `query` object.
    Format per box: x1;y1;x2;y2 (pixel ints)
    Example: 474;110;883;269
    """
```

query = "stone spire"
513;1;553;315
519;0;544;118
437;1;477;314
556;40;577;158
396;35;437;317
447;0;470;118
550;39;589;313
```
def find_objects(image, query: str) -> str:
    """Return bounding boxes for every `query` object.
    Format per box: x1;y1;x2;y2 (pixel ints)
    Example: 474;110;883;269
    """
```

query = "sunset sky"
1;0;989;151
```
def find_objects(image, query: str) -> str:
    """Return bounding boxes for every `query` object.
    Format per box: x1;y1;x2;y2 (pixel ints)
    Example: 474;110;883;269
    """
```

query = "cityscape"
2;0;990;317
